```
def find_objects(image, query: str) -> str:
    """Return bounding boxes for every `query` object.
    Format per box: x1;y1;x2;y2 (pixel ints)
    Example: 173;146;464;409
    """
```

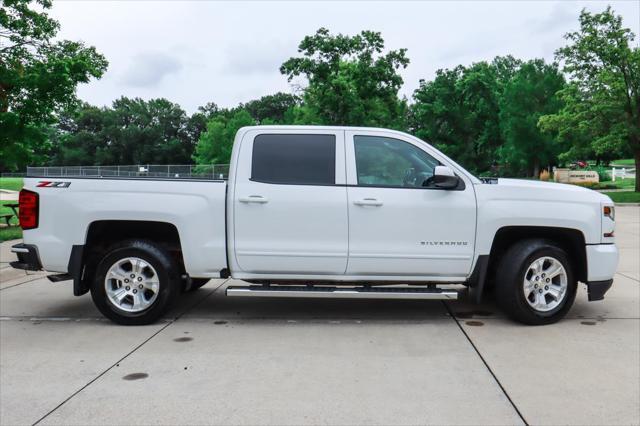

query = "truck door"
344;130;477;280
231;129;348;275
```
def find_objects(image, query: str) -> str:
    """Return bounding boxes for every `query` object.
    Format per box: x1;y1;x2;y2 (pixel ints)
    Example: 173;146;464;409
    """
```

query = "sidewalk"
0;189;19;202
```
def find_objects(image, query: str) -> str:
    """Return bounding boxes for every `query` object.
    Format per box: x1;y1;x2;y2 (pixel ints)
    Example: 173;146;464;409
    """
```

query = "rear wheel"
91;240;180;325
495;239;577;325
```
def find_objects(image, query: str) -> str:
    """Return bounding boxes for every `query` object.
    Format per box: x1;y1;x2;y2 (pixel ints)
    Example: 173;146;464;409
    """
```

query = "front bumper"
586;279;613;301
10;243;43;271
586;244;618;281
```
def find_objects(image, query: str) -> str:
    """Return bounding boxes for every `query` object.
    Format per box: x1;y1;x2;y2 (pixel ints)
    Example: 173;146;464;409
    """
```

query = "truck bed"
21;176;228;278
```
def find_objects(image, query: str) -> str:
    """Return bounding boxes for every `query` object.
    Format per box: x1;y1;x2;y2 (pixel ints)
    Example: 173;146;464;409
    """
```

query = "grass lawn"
602;191;640;203
611;158;636;167
0;177;23;191
0;201;22;242
595;178;636;190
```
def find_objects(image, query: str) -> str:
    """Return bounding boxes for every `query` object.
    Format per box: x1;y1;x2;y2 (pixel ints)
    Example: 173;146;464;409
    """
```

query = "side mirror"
423;166;460;190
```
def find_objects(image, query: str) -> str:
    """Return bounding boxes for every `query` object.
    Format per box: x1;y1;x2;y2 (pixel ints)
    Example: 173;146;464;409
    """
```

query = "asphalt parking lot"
1;206;638;426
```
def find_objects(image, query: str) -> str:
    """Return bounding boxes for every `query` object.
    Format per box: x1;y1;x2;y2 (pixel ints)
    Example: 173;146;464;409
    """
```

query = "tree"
540;7;639;191
185;102;223;148
499;60;566;176
280;28;409;128
50;103;107;165
410;58;517;174
52;97;193;166
193;109;254;165
0;0;108;171
241;92;299;124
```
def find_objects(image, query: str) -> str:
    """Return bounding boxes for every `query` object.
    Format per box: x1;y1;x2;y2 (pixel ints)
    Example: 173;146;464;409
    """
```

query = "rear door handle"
239;195;269;204
353;198;383;207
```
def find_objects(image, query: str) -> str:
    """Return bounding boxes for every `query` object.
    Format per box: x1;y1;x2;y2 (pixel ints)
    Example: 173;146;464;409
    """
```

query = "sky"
50;0;640;113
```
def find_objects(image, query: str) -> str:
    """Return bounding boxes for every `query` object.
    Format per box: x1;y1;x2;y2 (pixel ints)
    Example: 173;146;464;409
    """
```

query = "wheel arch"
73;220;185;296
472;226;587;303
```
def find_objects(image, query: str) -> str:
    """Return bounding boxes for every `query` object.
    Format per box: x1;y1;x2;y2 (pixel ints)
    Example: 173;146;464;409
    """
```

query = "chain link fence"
25;165;230;180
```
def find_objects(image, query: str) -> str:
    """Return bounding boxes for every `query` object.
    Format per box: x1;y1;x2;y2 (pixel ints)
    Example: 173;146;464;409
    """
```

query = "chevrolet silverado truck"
11;126;618;325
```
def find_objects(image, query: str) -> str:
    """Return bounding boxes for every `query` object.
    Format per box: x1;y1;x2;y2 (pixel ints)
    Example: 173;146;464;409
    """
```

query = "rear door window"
251;134;336;185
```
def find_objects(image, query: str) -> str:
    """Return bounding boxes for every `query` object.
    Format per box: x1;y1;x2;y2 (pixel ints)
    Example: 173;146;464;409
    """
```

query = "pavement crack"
31;279;229;426
442;301;529;426
617;272;639;283
0;275;47;291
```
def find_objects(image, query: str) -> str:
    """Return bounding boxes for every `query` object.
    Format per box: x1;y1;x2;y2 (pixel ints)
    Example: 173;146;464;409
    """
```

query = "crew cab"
11;126;618;325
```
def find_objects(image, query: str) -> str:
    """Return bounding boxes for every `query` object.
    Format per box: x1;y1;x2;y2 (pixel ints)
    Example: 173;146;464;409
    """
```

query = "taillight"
18;189;39;230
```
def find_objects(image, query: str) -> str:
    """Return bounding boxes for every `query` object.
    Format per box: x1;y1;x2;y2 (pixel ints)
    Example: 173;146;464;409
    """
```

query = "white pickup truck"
11;126;618;325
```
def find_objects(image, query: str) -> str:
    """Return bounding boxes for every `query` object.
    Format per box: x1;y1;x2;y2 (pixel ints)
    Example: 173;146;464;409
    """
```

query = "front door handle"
239;195;269;204
353;198;383;207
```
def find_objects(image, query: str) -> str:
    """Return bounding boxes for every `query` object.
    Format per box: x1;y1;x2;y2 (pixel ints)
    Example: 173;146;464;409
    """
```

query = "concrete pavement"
1;206;638;425
0;189;18;202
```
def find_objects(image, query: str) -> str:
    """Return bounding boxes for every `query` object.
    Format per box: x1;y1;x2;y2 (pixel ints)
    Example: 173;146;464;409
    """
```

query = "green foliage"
539;6;639;191
51;98;195;165
0;0;108;171
280;28;409;128
410;55;567;176
241;92;300;124
193;109;254;165
586;165;611;182
498;60;566;176
410;60;507;175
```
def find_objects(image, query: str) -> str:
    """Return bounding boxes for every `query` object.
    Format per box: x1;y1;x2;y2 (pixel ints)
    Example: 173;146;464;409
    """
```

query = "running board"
226;285;458;300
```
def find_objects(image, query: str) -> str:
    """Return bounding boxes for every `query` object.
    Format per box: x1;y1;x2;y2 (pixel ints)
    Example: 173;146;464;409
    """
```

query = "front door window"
354;136;439;188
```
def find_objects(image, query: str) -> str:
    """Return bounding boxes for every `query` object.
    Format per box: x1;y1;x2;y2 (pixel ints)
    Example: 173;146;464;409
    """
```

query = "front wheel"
91;240;180;325
495;239;577;325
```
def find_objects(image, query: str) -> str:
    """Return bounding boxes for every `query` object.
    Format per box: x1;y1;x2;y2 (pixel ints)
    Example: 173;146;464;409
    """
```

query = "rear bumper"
10;243;43;271
586;279;613;302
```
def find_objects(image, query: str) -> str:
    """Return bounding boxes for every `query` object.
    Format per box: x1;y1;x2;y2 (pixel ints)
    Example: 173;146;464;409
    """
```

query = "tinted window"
252;134;336;185
354;136;439;187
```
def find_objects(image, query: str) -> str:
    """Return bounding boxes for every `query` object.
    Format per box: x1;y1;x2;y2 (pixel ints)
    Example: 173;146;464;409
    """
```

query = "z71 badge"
36;181;71;188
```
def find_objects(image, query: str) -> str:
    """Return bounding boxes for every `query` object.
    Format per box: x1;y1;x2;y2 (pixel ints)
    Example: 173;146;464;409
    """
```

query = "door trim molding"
237;251;347;258
349;253;471;260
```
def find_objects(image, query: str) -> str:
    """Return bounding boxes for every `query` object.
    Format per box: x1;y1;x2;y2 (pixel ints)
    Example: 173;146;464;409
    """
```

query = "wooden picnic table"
2;203;19;226
5;203;19;217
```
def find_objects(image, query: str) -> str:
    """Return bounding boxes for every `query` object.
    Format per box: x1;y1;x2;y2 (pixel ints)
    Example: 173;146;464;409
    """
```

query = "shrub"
571;181;599;188
539;169;550;181
587;165;611;182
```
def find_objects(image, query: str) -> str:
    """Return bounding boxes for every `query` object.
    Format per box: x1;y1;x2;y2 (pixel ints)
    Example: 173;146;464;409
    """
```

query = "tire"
495;239;577;325
91;240;180;325
187;278;210;292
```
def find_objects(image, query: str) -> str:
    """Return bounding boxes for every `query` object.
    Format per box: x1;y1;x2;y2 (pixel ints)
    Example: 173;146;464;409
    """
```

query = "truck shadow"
180;284;501;322
4;279;502;323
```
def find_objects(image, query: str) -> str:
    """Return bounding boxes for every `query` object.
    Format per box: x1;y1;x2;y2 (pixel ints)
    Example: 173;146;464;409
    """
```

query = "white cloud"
49;0;640;113
121;52;182;88
224;40;295;75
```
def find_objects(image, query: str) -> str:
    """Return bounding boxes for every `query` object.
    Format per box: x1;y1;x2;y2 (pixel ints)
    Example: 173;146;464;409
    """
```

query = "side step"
47;273;72;283
226;285;458;300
